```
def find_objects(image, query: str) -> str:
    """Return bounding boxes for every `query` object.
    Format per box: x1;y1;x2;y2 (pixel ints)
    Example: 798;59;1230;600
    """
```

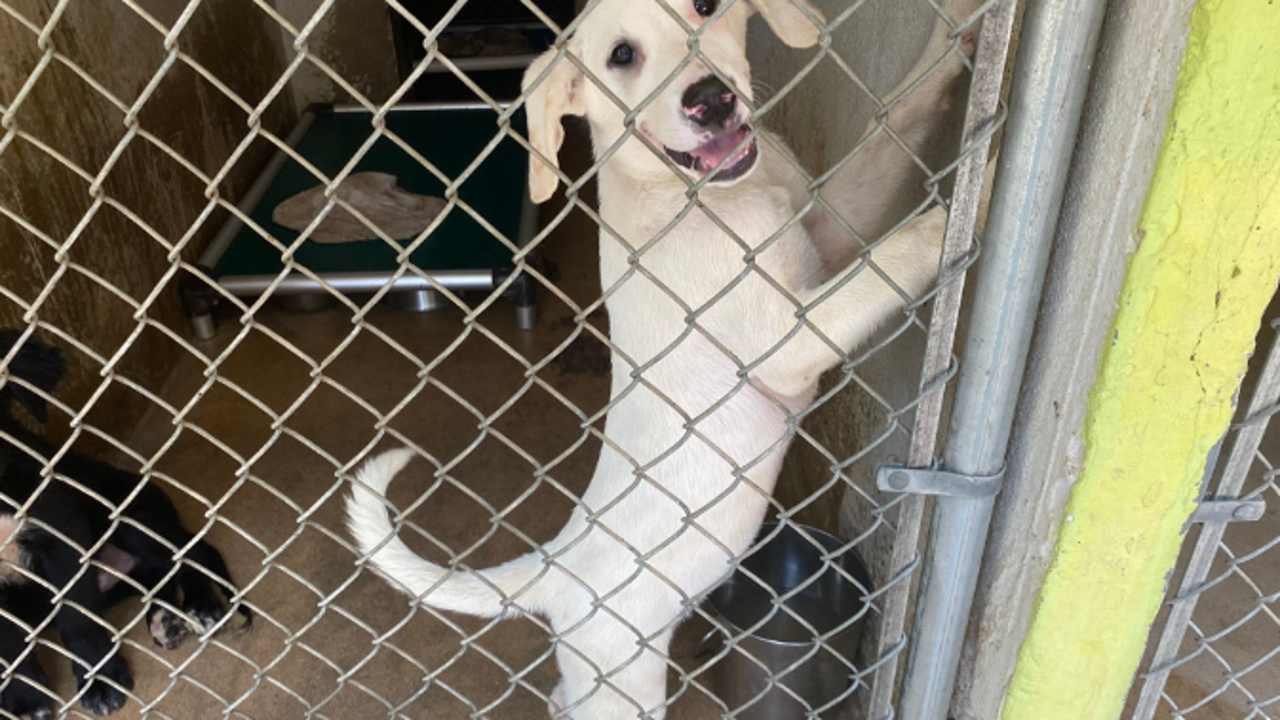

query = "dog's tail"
0;330;68;423
345;448;547;618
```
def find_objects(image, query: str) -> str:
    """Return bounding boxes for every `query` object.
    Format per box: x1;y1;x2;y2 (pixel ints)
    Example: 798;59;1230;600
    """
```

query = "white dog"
348;0;987;717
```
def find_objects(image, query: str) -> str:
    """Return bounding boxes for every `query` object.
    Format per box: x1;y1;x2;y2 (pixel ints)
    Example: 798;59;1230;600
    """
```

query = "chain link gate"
0;0;1012;718
1131;315;1280;719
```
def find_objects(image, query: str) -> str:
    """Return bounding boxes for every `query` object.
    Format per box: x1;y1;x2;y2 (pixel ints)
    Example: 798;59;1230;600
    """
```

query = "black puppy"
0;331;249;718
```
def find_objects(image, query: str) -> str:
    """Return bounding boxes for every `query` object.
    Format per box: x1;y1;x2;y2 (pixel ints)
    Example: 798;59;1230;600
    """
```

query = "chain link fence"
0;0;1007;717
1131;315;1280;720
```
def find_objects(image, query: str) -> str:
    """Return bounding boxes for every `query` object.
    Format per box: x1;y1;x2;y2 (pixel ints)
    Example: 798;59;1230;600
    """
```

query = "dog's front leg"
753;205;949;398
754;156;995;398
803;6;979;274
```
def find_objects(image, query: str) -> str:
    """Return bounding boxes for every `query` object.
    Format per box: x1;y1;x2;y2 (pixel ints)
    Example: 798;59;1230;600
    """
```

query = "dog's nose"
682;76;738;128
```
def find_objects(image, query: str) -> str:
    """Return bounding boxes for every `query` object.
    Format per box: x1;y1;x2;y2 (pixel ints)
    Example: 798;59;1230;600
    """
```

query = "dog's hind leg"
552;616;675;719
0;584;57;720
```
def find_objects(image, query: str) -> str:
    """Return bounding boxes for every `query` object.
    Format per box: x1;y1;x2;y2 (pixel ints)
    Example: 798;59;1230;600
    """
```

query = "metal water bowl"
707;522;873;719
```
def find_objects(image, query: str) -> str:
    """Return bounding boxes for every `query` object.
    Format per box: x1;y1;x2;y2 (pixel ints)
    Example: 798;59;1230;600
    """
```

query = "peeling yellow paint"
1002;0;1280;717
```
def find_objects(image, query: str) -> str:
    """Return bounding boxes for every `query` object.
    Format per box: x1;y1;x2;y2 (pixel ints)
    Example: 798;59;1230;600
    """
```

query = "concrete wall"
994;0;1280;714
0;0;294;445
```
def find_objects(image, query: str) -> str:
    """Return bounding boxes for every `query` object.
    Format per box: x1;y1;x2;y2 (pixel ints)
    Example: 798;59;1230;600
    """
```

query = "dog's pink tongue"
695;127;751;170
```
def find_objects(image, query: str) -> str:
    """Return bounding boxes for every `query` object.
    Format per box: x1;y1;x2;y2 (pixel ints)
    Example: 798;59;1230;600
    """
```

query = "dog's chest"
0;513;33;585
604;200;790;300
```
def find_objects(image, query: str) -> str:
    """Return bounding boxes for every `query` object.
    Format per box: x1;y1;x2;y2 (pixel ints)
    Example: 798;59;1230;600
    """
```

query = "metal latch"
1189;498;1266;524
875;465;1005;499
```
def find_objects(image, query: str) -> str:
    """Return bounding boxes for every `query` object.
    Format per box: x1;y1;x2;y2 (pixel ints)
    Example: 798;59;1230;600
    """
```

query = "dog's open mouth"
663;124;759;182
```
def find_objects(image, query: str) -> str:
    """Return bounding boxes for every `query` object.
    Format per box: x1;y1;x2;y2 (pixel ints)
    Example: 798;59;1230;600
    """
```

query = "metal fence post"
896;0;1109;716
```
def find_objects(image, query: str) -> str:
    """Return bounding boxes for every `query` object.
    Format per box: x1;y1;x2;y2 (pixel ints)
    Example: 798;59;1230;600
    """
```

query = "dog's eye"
609;42;637;67
694;0;717;17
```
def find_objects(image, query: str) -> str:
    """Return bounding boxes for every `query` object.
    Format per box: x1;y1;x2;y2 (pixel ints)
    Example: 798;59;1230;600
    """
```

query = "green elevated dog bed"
184;103;539;338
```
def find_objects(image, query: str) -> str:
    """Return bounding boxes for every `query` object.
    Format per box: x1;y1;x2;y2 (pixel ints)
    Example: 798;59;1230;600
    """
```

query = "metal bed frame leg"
388;289;445;312
181;267;220;341
509;272;537;330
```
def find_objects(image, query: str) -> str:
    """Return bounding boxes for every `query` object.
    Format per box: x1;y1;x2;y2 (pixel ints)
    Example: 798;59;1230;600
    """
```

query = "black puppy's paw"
81;683;127;717
183;603;228;636
148;607;191;650
79;661;132;717
2;682;55;720
150;601;249;649
185;594;252;637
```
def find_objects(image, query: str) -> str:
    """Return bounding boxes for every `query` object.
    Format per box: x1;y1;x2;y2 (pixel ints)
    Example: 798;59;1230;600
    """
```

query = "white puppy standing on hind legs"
347;0;995;717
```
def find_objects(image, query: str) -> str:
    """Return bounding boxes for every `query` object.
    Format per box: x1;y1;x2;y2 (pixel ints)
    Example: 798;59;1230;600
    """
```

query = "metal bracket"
875;465;1005;499
1190;498;1266;524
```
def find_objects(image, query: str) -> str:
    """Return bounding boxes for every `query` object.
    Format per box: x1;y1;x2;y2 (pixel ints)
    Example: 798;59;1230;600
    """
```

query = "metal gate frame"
879;0;1107;716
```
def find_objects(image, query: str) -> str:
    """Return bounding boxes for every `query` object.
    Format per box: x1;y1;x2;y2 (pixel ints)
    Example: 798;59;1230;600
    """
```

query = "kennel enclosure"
2;0;1279;718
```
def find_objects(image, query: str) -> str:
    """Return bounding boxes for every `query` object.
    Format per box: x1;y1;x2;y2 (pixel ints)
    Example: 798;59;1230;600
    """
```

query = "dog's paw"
79;663;132;717
2;683;55;720
148;607;191;650
151;601;250;649
183;601;244;638
187;607;225;636
81;684;127;717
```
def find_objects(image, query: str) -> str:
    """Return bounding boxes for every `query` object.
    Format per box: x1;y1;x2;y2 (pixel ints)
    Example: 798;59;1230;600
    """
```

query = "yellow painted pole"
1001;0;1280;717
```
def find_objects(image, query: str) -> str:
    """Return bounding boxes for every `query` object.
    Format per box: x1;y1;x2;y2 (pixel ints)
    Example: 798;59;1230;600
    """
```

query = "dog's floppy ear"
0;330;67;423
748;0;825;48
522;47;586;204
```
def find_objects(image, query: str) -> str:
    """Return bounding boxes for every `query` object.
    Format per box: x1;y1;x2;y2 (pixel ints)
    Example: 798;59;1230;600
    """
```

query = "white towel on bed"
271;172;447;243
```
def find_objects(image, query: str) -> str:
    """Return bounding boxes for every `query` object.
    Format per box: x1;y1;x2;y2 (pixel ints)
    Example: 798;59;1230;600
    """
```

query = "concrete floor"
41;278;1278;720
24;191;1279;720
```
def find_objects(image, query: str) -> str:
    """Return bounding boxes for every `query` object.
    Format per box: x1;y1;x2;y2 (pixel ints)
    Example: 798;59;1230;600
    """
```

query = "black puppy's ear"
0;330;68;423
